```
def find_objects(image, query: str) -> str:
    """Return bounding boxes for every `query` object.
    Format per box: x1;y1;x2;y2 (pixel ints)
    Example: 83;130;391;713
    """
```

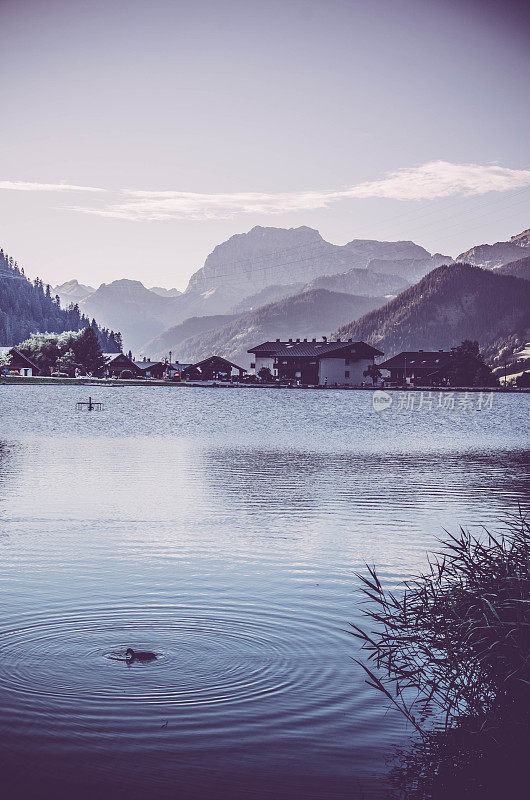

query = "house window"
345;370;350;378
345;358;350;365
250;362;255;369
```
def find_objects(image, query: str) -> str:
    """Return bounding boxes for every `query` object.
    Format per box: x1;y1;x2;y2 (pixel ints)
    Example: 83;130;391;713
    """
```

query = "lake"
0;385;528;799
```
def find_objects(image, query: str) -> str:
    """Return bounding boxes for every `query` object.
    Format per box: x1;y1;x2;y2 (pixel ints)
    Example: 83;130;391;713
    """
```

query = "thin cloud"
344;161;530;201
0;180;104;192
5;161;530;220
76;189;337;221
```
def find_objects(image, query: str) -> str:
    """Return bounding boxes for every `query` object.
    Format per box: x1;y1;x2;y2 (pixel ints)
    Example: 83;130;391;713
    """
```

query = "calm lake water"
0;385;529;799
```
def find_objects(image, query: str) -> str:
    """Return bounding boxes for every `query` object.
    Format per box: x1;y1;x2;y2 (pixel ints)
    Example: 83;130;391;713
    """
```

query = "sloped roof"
0;346;39;370
132;360;163;370
248;340;383;358
102;352;131;360
188;355;246;372
379;351;452;370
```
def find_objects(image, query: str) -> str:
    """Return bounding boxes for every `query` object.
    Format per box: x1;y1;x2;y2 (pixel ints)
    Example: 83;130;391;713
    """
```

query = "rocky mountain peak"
53;279;95;305
456;227;530;268
509;228;530;247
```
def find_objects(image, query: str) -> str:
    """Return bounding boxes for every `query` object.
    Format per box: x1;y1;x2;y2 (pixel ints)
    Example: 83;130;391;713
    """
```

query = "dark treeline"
0;248;122;352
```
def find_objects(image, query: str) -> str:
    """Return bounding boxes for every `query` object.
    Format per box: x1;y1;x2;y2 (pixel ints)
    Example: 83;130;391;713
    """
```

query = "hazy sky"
1;0;529;289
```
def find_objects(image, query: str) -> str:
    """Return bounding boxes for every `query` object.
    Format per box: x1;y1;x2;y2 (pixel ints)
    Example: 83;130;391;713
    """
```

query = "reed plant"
352;513;530;798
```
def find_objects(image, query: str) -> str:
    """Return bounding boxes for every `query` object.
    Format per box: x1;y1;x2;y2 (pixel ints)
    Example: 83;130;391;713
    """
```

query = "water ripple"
0;602;345;717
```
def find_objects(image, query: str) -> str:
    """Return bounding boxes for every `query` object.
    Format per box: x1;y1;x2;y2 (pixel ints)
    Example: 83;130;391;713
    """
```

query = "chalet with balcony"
248;338;383;386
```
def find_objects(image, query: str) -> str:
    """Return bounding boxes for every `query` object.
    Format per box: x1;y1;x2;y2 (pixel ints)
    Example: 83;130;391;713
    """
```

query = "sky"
1;0;529;290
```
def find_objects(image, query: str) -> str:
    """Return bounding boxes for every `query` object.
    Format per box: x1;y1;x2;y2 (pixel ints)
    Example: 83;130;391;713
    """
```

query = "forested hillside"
0;248;121;351
496;255;530;280
334;263;530;361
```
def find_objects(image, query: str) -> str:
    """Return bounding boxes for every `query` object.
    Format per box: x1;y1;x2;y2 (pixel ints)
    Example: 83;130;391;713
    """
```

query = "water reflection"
0;386;528;799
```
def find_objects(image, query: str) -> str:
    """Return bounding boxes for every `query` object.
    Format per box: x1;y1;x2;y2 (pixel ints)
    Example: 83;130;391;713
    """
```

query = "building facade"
248;339;383;386
378;350;452;385
0;346;39;376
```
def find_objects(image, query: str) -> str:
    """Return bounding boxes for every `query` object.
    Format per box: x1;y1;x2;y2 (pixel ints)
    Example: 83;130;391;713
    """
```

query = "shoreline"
1;376;529;393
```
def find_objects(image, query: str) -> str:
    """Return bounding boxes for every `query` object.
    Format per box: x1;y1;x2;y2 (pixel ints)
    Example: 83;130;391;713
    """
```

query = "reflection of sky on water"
0;386;528;799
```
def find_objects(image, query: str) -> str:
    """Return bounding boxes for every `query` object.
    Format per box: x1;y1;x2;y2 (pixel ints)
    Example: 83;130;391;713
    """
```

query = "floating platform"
76;396;103;411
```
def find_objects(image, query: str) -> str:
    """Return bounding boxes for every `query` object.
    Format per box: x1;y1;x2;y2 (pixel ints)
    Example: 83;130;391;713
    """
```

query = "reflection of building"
248;339;383;385
182;356;246;381
0;346;39;376
378;350;452;385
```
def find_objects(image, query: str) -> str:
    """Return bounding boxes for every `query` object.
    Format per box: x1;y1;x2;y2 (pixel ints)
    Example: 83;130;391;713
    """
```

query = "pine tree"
72;326;107;375
56;348;80;377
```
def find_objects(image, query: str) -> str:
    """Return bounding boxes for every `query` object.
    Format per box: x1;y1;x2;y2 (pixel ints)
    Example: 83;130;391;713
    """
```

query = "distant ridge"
53;279;95;305
80;279;183;350
175;288;388;366
149;286;182;298
145;314;240;360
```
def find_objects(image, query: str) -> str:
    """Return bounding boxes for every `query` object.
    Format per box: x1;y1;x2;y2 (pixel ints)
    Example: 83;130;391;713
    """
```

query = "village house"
104;353;188;380
131;357;166;379
248;338;383;386
0;346;39;376
102;352;140;377
378;350;452;385
182;356;246;381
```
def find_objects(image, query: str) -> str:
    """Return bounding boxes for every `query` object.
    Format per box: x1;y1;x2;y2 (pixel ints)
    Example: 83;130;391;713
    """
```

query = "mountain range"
80;279;183;349
6;224;529;372
56;226;453;351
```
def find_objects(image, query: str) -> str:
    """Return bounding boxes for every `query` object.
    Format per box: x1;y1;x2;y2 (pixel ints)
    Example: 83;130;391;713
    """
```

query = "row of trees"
2;327;108;376
0;248;121;351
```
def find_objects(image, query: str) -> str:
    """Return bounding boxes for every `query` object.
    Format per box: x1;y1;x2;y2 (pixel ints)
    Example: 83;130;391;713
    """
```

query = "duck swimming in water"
125;647;157;663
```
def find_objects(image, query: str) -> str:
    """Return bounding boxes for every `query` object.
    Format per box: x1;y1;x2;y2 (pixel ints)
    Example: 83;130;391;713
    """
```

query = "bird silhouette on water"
125;648;157;663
